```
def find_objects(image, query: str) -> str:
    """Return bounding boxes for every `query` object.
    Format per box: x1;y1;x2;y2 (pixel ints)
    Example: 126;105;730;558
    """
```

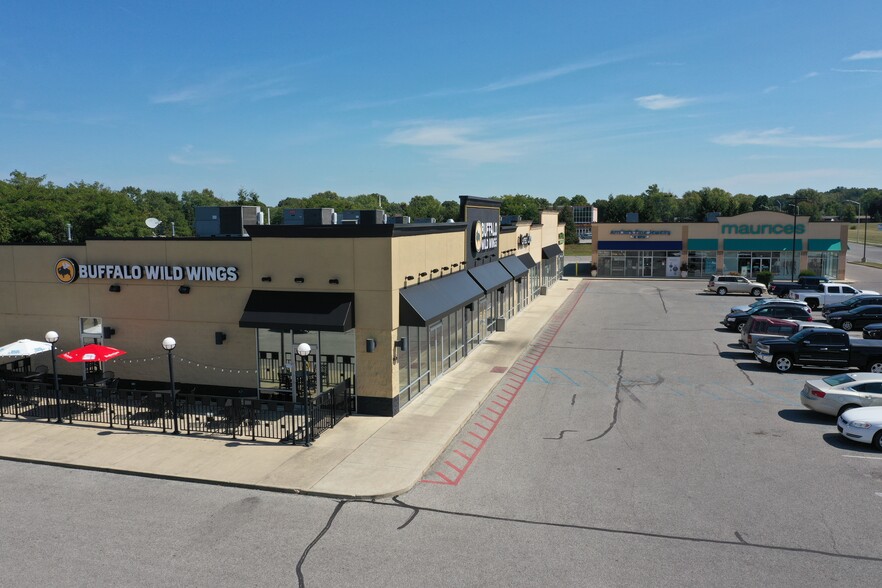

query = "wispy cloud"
845;50;882;61
151;68;297;105
385;120;524;163
713;128;882;149
792;71;819;82
635;94;698;110
343;54;630;110
169;145;234;166
833;68;882;74
478;56;623;92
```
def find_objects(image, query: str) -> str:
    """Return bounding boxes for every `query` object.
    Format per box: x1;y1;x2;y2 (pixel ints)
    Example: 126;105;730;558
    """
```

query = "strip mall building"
592;211;847;280
0;196;564;416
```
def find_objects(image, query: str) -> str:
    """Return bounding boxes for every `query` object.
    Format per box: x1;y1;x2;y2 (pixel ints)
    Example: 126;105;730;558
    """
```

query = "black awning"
468;261;513;293
517;253;537;269
239;290;354;332
499;255;529;278
399;271;484;327
542;244;564;259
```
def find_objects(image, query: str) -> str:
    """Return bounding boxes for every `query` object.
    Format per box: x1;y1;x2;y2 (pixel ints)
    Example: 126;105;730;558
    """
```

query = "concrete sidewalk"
0;280;576;498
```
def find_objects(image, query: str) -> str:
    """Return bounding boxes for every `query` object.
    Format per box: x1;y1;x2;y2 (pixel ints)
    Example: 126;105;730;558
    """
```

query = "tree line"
1;170;879;244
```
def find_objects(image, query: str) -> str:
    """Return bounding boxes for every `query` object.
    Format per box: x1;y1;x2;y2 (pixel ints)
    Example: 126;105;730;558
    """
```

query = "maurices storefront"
593;211;847;280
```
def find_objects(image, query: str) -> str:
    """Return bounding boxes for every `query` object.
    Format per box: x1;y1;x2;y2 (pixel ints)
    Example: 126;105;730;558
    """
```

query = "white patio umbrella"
0;339;53;358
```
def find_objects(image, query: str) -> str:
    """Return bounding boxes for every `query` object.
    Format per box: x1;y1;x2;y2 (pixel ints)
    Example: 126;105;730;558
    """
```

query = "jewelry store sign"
55;257;238;284
610;229;671;239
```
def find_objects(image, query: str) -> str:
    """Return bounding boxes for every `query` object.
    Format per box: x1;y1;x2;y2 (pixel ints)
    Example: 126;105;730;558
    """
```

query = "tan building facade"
592;211;847;280
0;197;564;416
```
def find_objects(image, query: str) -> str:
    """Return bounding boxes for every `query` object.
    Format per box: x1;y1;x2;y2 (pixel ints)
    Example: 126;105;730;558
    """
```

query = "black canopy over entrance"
239;290;354;332
499;255;529;279
399;271;484;327
517;253;537;268
542;244;564;259
468;261;512;293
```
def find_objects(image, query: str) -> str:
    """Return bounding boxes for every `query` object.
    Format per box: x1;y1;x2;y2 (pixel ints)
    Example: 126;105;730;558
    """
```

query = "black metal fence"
0;378;351;446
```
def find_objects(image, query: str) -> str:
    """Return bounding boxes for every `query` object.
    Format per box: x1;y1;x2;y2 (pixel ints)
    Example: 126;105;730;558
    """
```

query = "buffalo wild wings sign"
55;257;239;284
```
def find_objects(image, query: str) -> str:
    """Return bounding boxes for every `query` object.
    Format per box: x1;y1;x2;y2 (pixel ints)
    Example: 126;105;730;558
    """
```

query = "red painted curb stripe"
420;281;590;485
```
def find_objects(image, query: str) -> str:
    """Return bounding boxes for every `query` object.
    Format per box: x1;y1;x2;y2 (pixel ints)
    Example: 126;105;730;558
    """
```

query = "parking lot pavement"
402;278;882;582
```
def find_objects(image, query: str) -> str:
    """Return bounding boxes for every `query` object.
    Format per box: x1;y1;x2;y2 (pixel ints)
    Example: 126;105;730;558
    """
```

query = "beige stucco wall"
1;218;562;410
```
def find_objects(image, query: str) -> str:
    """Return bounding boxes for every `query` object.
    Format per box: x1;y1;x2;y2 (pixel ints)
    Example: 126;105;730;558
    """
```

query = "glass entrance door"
428;322;443;382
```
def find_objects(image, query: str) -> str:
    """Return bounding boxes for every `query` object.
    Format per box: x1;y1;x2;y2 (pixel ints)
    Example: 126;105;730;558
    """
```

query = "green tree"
406;195;443;220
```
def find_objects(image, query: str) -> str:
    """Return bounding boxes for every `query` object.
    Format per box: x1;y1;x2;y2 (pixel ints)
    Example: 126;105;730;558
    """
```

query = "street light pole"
846;199;867;263
45;330;62;423
162;337;180;434
790;201;799;282
297;342;312;445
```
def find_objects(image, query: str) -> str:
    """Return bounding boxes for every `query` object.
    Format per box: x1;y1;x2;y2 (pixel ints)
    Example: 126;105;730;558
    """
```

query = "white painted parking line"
842;454;882;460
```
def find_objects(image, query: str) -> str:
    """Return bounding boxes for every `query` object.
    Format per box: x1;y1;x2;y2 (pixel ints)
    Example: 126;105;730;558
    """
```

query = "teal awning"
808;239;842;252
723;238;803;252
687;238;718;251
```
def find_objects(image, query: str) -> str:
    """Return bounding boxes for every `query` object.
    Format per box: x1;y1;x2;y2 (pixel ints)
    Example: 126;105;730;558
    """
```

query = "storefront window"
256;328;354;398
596;251;682;277
807;252;839;278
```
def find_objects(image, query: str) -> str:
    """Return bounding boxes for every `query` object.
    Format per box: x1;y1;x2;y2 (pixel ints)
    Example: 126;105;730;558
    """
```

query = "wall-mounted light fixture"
215;331;226;345
451;263;459;268
109;284;121;292
431;268;439;274
102;327;115;339
365;338;376;353
178;285;191;294
395;337;408;352
294;277;305;284
442;266;449;271
405;275;415;281
328;278;340;285
418;272;428;277
261;276;272;282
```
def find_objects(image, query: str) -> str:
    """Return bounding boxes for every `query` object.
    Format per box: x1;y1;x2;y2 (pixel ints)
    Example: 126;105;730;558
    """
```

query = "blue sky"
2;1;881;204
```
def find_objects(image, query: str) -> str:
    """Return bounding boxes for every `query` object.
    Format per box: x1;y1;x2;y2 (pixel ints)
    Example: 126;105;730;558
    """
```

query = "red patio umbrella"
58;343;127;362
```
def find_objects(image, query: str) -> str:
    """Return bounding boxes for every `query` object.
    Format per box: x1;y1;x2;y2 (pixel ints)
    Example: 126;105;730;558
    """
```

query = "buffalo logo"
55;258;79;284
472;221;484;253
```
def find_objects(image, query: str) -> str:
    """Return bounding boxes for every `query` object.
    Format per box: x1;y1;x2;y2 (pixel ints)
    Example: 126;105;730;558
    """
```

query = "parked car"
822;294;882;318
768;275;834;298
730;298;809;314
707;275;767;296
742;318;833;351
789;283;877;311
825;305;882;331
722;302;813;333
740;316;797;349
864;323;882;339
800;373;882;416
837;406;882;450
754;328;882;373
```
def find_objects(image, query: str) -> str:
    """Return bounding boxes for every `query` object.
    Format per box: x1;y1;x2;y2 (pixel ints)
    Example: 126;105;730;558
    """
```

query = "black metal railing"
0;378;351;446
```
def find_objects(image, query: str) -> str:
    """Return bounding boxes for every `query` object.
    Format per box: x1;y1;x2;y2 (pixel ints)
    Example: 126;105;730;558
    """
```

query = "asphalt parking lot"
405;274;882;584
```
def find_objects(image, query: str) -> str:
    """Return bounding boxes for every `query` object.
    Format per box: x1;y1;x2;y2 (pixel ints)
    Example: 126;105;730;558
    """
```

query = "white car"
801;373;882;416
837;406;882;450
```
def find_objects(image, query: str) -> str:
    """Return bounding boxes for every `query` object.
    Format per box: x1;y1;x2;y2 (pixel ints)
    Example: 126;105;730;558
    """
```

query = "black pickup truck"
768;275;832;298
754;328;882;373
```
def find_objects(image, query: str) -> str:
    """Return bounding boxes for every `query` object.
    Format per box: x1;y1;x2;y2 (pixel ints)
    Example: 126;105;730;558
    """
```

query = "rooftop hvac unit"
195;206;260;237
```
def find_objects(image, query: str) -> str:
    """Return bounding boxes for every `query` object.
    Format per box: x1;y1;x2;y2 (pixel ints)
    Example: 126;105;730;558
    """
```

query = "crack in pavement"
585;350;625;442
656;287;668;313
296;500;347;588
543;430;578;440
364;498;882;564
715;341;755;385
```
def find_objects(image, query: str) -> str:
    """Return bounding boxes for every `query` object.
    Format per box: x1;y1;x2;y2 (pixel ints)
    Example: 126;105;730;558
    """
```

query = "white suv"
707;275;767;296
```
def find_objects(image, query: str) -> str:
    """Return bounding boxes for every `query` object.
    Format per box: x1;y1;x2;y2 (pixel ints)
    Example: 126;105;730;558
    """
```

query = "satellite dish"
145;218;161;229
